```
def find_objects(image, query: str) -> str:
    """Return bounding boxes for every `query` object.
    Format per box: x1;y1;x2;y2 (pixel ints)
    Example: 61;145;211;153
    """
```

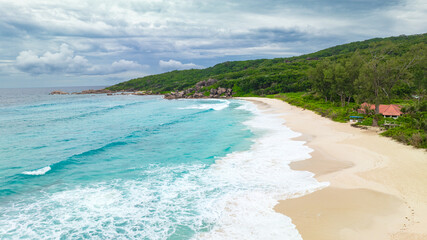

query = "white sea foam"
2;165;225;239
197;100;329;239
235;100;257;112
180;100;230;111
1;100;327;240
22;166;51;175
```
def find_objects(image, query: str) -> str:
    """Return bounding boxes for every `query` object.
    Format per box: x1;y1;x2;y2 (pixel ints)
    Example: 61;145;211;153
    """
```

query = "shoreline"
239;97;427;240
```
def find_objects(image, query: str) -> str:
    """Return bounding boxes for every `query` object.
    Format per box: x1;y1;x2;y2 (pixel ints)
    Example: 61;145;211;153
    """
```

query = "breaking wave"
22;166;51;176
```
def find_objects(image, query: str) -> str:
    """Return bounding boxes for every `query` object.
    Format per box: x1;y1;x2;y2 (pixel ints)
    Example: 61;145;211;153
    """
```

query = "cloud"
15;44;147;75
159;59;203;70
111;59;143;71
384;0;427;34
1;0;426;87
0;60;15;76
15;44;89;75
85;59;148;75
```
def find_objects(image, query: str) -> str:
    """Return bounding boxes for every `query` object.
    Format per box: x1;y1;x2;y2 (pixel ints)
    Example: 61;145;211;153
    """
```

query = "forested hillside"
107;33;426;98
107;33;426;148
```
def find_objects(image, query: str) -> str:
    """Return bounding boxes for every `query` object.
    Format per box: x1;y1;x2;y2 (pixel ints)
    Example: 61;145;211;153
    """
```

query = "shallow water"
0;89;326;239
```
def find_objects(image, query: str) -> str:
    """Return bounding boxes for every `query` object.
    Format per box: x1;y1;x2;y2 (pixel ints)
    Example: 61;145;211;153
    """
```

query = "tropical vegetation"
107;33;427;148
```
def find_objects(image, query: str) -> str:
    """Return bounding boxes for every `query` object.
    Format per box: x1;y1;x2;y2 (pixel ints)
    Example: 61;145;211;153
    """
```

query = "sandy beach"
240;97;427;240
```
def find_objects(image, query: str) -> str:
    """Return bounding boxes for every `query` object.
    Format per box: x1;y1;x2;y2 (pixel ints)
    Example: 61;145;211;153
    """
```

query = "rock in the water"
82;89;113;94
133;91;146;95
193;92;205;98
49;90;68;95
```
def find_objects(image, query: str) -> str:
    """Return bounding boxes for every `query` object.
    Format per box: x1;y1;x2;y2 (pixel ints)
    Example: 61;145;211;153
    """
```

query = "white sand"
240;97;427;240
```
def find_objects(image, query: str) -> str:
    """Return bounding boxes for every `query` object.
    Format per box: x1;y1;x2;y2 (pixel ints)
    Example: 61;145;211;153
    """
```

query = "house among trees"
358;103;402;118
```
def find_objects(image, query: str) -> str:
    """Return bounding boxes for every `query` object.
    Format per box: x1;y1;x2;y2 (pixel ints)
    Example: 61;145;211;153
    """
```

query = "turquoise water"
0;89;327;239
0;89;255;239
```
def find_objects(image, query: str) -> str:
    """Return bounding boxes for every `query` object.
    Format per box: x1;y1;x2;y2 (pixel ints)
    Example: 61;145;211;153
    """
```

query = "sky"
0;0;426;88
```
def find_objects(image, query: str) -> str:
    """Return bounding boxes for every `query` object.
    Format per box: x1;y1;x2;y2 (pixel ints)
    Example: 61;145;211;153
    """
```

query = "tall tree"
332;62;349;106
355;43;423;114
409;43;427;103
308;60;333;102
344;52;363;104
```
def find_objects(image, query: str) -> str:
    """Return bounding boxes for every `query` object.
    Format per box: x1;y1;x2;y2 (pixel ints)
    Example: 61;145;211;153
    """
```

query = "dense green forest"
108;33;426;148
108;33;426;97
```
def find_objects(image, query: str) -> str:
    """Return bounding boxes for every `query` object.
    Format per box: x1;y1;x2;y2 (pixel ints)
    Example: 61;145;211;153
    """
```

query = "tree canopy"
107;33;426;101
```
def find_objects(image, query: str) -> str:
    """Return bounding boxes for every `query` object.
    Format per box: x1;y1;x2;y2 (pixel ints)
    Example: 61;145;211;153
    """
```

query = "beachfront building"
349;116;364;123
358;102;402;118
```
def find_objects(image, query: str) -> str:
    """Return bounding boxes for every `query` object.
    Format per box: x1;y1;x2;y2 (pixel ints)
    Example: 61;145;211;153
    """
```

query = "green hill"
107;33;426;97
107;33;426;148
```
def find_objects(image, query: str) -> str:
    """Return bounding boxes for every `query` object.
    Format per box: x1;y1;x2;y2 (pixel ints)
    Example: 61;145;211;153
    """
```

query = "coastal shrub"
271;92;357;123
381;127;427;148
358;117;373;126
329;112;338;120
272;91;426;148
409;132;424;148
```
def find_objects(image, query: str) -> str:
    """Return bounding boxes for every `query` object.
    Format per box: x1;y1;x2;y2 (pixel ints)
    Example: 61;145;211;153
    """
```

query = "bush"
409;132;425;148
270;92;357;123
381;127;427;148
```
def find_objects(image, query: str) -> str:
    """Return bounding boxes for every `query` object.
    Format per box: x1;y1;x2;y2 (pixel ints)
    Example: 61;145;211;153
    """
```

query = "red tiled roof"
358;103;402;116
382;104;402;116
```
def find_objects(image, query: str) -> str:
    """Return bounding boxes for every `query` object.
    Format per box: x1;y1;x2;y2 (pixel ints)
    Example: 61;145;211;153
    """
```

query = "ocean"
0;87;327;239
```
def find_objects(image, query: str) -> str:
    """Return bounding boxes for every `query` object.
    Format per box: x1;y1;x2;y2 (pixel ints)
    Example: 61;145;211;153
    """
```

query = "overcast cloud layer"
0;0;426;87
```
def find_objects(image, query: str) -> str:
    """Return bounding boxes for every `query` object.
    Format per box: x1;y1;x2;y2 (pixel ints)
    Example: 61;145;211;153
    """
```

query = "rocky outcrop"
195;79;217;89
72;89;115;94
164;78;233;99
133;91;152;95
49;82;232;99
49;90;69;95
209;87;232;98
164;87;233;99
115;91;154;96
